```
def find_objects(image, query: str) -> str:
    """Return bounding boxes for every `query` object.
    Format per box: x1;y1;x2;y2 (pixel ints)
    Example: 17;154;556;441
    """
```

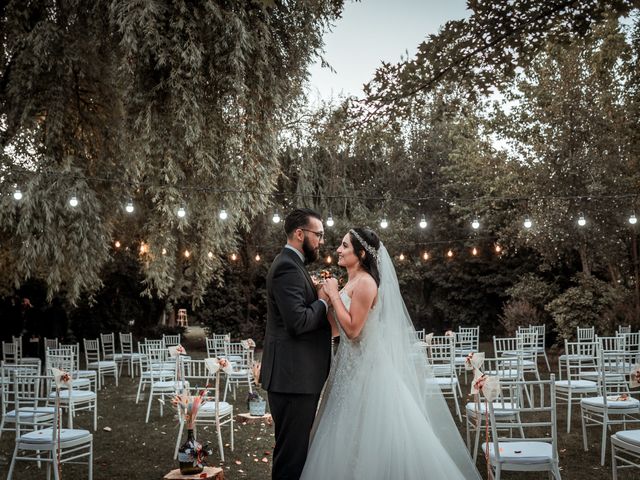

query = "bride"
300;228;481;479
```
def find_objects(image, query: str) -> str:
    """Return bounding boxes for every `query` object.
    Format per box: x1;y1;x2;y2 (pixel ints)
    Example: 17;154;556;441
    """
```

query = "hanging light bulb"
577;214;586;227
219;209;228;220
629;213;638;225
326;255;332;264
447;249;454;258
231;253;237;261
208;251;214;259
399;253;405;261
69;195;79;207
471;218;480;230
523;217;532;229
380;217;389;229
272;212;281;224
161;248;167;255
114;240;121;248
184;249;190;258
13;188;23;201
255;253;261;262
139;243;147;254
422;251;429;261
472;247;478;256
495;244;502;253
326;213;334;227
419;214;428;229
125;200;134;213
177;207;186;218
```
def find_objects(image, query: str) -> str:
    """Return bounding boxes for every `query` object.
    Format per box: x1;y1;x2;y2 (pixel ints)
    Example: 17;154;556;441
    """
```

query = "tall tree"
0;0;343;303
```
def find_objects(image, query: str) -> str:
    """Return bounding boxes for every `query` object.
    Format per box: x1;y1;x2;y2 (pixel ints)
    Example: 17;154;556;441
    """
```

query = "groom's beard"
302;237;319;264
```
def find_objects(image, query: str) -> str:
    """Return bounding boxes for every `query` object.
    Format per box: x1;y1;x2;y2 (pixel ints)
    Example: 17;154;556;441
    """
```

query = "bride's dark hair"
349;227;381;287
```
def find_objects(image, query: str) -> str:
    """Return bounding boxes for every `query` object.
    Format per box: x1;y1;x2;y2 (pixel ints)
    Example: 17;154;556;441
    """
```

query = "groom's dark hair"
284;208;322;238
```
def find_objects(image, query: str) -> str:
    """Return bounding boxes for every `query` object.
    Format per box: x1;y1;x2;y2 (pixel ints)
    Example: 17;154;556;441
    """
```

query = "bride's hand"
322;278;339;301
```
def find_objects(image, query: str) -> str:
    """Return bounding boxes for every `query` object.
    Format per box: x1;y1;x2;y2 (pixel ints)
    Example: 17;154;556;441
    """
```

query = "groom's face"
301;217;324;263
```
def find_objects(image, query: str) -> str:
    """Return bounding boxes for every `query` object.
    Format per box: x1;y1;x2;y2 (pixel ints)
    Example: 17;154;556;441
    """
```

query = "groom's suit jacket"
260;247;331;394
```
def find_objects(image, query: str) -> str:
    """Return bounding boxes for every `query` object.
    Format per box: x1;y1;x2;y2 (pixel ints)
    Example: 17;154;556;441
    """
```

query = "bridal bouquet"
310;267;345;288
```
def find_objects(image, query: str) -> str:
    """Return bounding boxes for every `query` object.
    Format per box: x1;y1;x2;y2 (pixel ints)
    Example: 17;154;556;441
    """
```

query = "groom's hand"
318;288;330;303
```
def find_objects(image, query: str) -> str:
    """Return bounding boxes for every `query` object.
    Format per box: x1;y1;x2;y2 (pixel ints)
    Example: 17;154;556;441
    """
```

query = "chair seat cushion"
152;380;188;390
20;428;91;444
485;369;519;379
581;396;640;409
559;354;594;362
482;441;553;464
6;406;56;420
466;402;518;416
555;379;597;390
49;390;96;401
200;401;233;415
426;377;459;386
88;361;117;369
614;430;640;447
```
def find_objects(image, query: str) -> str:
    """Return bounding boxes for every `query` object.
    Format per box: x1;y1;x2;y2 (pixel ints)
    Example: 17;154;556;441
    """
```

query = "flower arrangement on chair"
172;389;214;475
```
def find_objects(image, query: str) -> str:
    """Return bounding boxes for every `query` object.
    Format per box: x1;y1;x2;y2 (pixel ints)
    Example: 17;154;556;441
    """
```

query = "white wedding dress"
300;245;480;479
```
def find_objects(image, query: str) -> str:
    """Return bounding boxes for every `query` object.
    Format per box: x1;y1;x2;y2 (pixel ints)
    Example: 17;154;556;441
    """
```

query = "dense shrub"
498;300;546;335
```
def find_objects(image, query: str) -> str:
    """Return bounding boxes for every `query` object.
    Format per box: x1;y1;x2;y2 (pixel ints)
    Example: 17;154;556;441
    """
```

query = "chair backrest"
119;332;133;355
618;325;632;335
427;336;455;376
163;334;181;348
224;342;253;369
577;326;595;342
596;349;633;404
44;338;59;350
529;324;546;350
415;328;426;342
563;340;598;384
180;358;215;388
2;341;18;363
14;373;61;436
458;326;480;351
12;336;23;359
483;356;523;381
100;333;116;358
83;339;101;364
493;336;518;357
516;330;538;360
47;349;76;374
59;343;81;371
487;376;558;466
597;335;624;353
620;332;640;354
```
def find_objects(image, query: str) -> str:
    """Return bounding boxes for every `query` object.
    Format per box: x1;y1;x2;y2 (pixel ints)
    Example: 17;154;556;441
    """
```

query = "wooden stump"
236;412;273;425
164;466;224;479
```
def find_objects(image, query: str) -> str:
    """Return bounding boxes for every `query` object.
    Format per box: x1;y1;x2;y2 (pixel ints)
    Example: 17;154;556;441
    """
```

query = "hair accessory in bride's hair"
350;229;379;262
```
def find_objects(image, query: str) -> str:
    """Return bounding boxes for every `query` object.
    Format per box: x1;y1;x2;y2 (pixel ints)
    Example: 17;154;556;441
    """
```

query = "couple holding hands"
260;208;479;479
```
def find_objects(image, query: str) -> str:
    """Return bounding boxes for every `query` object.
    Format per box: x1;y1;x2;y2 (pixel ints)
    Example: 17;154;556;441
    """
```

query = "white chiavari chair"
223;342;254;401
83;339;118;390
427;335;461;421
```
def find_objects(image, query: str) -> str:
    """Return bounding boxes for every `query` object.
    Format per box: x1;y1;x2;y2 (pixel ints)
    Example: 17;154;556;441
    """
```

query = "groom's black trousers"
268;391;321;480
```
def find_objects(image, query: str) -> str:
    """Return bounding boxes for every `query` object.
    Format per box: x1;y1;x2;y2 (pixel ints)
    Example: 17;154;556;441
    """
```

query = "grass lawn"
0;335;634;479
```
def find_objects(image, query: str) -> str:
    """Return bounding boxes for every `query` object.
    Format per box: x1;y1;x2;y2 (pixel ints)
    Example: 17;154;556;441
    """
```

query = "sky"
306;0;470;103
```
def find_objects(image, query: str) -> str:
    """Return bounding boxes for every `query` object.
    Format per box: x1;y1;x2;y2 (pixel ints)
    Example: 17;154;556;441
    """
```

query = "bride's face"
337;233;359;268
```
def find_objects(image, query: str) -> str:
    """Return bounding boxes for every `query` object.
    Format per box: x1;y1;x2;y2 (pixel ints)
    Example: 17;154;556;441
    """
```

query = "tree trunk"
579;243;591;276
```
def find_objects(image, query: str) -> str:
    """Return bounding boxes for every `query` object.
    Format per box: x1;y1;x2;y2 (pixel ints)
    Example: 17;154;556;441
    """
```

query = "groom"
260;208;332;479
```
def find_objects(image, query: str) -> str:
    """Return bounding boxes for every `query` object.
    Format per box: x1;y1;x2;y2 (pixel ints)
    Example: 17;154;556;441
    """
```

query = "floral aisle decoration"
51;367;73;479
247;361;267;416
172;388;214;475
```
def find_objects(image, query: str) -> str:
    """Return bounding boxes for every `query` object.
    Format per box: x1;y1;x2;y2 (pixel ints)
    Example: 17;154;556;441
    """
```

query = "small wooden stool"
164;466;224;479
177;308;188;327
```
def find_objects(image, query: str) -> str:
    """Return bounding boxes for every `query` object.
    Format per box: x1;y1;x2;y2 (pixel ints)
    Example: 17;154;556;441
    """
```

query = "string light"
161;248;167;255
399;253;405;261
114;241;121;248
422;251;429;260
231;253;237;261
472;247;478;256
272;212;281;224
140;243;148;254
629;213;637;225
208;251;214;259
13;188;23;201
69;195;79;208
495;244;502;253
471;218;480;230
219;209;228;220
255;253;261;262
380;216;389;229
523;217;532;229
325;255;332;264
419;214;428;229
177;207;186;218
577;214;587;227
326;213;334;227
125;200;134;213
184;249;190;258
447;249;454;258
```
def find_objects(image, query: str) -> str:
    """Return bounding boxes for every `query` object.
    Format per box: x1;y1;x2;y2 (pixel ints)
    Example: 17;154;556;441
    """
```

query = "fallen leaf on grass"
261;458;269;463
103;426;112;432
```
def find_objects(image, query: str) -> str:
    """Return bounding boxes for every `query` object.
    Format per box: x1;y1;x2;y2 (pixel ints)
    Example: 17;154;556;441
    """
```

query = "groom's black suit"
260;246;331;479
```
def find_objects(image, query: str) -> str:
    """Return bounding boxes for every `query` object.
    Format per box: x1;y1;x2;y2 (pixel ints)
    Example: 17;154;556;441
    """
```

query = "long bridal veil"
376;243;480;479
